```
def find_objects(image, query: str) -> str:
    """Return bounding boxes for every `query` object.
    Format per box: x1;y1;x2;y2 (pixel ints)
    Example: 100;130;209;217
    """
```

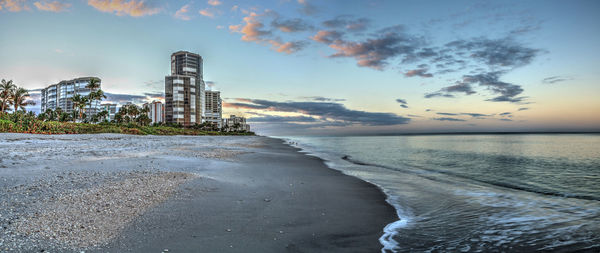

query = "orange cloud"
311;30;342;43
199;8;214;17
87;0;160;17
269;40;305;54
207;0;221;6
229;12;270;41
34;1;71;12
0;0;30;12
174;4;191;20
229;11;306;54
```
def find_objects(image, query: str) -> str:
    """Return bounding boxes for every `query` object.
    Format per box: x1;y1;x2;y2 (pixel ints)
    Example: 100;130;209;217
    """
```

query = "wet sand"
0;133;396;252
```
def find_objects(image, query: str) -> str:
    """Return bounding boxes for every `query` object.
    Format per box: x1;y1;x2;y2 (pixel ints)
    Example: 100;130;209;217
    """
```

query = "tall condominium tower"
204;90;222;128
165;51;205;126
41;77;102;116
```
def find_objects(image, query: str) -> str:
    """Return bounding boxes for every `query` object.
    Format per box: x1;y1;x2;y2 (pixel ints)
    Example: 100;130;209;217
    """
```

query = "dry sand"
0;133;396;252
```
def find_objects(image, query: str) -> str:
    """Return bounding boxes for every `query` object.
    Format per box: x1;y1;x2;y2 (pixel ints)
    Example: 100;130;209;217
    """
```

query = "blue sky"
1;0;599;135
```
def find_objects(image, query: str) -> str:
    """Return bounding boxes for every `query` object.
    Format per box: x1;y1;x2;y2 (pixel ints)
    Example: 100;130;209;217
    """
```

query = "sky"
1;0;599;135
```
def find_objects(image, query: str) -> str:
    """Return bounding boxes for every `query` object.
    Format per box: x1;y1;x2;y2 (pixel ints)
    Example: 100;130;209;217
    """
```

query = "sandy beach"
0;133;396;252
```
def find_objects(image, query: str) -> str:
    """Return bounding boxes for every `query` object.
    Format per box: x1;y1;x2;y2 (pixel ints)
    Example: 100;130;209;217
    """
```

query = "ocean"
280;134;600;252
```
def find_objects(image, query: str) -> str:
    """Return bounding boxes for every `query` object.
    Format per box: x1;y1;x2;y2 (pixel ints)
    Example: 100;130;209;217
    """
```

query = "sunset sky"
1;0;599;135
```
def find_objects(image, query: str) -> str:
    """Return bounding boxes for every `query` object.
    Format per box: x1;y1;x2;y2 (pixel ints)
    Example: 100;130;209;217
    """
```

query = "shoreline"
0;133;397;252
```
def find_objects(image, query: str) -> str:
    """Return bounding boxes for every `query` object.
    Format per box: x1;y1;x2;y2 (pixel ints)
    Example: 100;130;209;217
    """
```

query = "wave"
341;155;600;202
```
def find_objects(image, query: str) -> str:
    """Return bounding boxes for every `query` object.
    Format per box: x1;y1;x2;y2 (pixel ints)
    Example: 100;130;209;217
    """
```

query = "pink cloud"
33;1;71;12
199;8;214;18
207;0;221;6
174;4;191;20
87;0;160;17
311;30;343;43
0;0;30;12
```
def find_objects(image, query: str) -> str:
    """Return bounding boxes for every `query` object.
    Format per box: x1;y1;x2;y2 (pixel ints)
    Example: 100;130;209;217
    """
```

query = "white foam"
278;136;409;253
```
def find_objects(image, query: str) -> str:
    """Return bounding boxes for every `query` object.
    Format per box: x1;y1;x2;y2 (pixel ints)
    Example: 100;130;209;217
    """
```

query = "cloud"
322;15;370;32
1;0;30;12
395;98;408;108
441;82;476;95
33;0;70;12
104;92;162;105
104;92;146;104
229;12;271;41
88;0;160;17
460;113;490;118
518;107;529;111
426;71;524;103
445;37;540;68
199;8;214;18
542;76;572;84
297;0;316;15
404;68;433;78
499;118;513;121
433;117;466;122
205;81;216;89
248;115;318;123
174;4;191;20
224;98;411;126
325;25;424;70
301;96;345;102
437;112;458;116
230;11;307;54
268;40;307;54
462;71;525;103
424;92;454;99
271;18;312;33
207;0;221;6
499;112;511;116
310;30;343;44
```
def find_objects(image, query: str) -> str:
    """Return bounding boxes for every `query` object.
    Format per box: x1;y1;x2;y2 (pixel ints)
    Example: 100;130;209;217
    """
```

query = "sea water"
280;134;600;252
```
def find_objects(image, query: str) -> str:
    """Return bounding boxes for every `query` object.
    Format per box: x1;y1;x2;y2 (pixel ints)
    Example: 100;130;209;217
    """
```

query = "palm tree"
86;78;100;91
44;109;57;121
71;94;88;122
85;78;102;118
11;87;34;113
0;79;16;113
96;110;109;123
128;105;139;122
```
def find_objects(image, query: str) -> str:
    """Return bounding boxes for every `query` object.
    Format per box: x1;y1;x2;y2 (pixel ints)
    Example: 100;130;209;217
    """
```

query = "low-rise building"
40;77;102;117
100;103;118;122
223;115;250;132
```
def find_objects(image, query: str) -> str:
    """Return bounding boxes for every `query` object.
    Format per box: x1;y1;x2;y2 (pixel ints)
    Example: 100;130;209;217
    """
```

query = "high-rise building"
143;101;164;124
203;90;222;128
165;51;205;126
100;103;117;121
41;77;102;117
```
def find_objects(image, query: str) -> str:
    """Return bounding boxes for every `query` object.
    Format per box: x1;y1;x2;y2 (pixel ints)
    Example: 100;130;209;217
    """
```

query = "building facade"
223;115;251;132
143;101;164;124
203;90;222;128
40;77;102;116
101;103;117;122
165;51;205;126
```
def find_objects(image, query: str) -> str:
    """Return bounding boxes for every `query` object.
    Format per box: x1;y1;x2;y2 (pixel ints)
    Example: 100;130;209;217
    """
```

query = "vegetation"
0;111;254;135
0;78;253;136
